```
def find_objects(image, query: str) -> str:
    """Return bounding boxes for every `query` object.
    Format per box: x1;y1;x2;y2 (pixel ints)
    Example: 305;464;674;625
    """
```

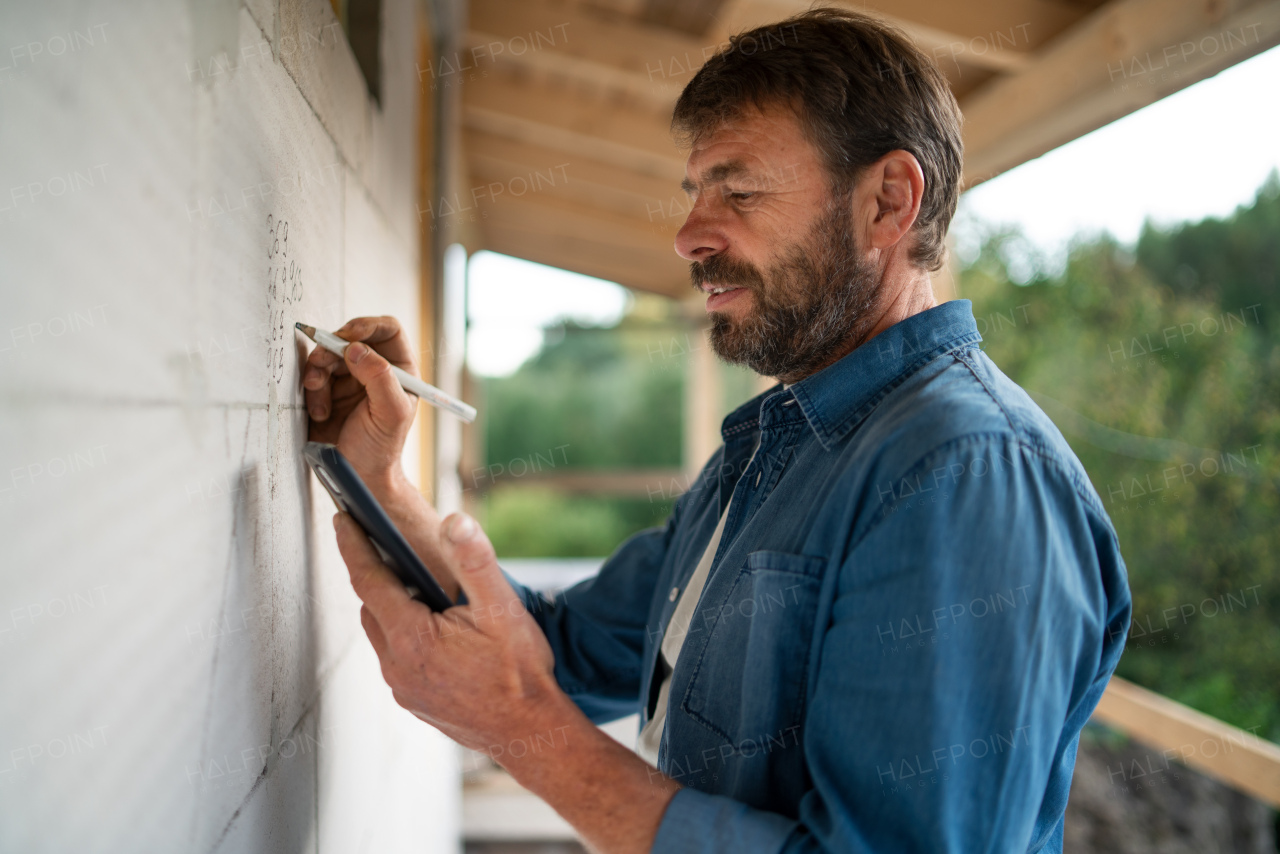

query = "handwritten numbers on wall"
266;214;303;384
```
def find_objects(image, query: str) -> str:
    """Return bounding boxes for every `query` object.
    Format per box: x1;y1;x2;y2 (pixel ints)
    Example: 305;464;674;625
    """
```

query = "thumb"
344;342;414;432
440;513;520;618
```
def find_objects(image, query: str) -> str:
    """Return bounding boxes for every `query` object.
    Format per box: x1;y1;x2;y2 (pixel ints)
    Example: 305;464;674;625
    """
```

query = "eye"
729;191;756;202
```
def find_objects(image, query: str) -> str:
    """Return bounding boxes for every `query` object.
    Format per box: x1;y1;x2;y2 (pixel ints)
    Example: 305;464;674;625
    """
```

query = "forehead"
682;105;820;183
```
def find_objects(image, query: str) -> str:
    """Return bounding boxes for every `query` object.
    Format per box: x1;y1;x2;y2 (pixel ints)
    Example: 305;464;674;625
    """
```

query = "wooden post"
1093;677;1280;808
434;244;468;515
416;19;438;500
683;322;722;478
930;230;960;303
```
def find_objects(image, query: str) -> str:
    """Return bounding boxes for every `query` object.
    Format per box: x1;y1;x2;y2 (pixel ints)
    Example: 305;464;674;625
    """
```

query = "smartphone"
304;442;453;612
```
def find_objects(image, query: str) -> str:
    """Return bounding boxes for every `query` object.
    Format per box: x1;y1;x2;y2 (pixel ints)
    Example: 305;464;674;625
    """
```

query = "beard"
691;199;880;384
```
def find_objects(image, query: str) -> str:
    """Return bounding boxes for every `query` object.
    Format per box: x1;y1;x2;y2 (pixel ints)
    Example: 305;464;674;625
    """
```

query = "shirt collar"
720;300;981;451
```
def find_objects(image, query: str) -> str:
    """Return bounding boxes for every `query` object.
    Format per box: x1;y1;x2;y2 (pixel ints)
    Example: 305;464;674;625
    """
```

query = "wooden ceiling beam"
468;0;714;92
465;0;1040;113
851;0;1090;51
477;191;689;297
461;89;687;183
463;29;685;112
879;14;1031;73
482;222;689;297
711;0;1037;73
482;186;680;253
464;130;685;224
960;0;1280;184
569;0;648;16
461;65;686;164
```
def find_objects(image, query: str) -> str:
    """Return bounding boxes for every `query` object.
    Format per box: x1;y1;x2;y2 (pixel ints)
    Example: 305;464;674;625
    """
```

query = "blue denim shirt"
512;300;1132;853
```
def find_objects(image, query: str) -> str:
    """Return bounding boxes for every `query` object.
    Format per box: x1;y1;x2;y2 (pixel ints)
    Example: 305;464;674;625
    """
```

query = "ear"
862;150;925;255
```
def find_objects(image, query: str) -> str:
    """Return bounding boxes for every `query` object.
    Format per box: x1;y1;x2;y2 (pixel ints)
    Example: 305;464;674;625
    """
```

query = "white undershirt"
636;438;761;765
635;503;730;764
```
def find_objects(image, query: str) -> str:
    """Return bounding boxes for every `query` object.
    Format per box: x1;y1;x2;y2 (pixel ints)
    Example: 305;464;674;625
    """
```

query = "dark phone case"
303;442;453;612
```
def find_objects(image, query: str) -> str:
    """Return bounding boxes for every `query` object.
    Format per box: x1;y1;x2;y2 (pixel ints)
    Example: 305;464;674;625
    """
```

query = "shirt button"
669;587;679;602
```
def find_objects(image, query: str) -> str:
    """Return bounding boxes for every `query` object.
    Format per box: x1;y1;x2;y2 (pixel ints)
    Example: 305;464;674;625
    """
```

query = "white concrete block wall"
0;1;460;851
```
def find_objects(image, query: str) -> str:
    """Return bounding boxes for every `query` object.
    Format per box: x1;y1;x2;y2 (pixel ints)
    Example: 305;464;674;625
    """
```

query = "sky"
465;250;631;376
954;44;1280;276
467;44;1280;376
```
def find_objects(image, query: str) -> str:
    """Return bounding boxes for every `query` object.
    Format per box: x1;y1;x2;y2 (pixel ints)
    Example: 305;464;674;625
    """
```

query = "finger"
304;341;345;372
439;513;520;616
360;604;391;660
304;363;333;421
334;513;414;624
325;373;366;413
303;344;349;421
336;316;417;374
343;341;415;436
302;360;331;391
304;316;404;418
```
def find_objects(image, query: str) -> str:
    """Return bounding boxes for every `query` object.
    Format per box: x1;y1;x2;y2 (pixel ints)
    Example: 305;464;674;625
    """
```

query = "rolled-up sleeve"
653;435;1129;852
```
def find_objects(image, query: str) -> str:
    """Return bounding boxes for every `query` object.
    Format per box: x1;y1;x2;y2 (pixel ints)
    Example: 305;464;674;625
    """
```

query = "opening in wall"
330;0;382;105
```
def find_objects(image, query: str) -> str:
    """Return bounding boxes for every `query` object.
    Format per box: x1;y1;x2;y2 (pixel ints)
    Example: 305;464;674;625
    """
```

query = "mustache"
689;254;766;292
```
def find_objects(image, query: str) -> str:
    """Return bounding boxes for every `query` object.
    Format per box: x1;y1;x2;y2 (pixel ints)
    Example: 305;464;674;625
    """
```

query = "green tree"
477;311;691;556
1136;168;1280;327
963;178;1280;740
482;319;684;471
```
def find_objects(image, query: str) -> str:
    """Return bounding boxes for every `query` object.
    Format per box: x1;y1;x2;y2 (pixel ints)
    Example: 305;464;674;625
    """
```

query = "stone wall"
1067;728;1277;853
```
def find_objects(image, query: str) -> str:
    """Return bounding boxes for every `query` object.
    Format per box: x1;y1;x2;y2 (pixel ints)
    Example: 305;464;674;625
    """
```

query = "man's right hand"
303;316;418;491
302;316;461;599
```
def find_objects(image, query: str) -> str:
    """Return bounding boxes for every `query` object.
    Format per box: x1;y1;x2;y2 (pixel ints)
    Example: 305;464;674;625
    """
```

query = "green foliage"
479;487;626;557
477;309;696;558
481;319;684;470
1136;168;1280;328
963;179;1280;741
478;488;675;558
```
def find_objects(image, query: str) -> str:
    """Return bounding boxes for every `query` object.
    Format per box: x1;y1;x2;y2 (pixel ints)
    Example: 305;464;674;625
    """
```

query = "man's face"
675;106;880;383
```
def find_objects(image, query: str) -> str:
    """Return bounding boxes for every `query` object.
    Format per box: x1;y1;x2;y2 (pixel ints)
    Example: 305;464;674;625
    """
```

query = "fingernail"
347;342;368;364
444;514;477;543
311;403;327;420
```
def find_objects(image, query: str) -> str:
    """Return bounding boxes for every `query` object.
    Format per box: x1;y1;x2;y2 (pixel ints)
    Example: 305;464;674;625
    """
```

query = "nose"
674;201;729;262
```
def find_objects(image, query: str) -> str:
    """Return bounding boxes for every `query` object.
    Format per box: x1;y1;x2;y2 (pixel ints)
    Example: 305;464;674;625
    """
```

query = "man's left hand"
334;510;570;756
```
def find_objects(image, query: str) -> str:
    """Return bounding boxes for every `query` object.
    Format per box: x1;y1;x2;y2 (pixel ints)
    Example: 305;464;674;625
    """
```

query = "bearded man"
307;8;1131;853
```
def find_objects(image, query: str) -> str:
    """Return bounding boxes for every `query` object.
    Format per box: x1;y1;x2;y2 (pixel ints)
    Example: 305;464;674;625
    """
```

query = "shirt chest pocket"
679;550;826;744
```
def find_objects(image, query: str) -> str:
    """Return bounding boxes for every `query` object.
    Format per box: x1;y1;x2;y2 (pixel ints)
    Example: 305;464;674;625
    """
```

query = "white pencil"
296;322;477;423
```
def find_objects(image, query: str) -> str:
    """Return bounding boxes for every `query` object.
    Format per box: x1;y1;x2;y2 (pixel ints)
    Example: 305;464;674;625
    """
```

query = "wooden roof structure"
447;0;1280;298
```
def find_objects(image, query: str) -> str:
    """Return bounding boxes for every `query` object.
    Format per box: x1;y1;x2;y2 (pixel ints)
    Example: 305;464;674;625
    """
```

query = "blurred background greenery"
473;171;1280;742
